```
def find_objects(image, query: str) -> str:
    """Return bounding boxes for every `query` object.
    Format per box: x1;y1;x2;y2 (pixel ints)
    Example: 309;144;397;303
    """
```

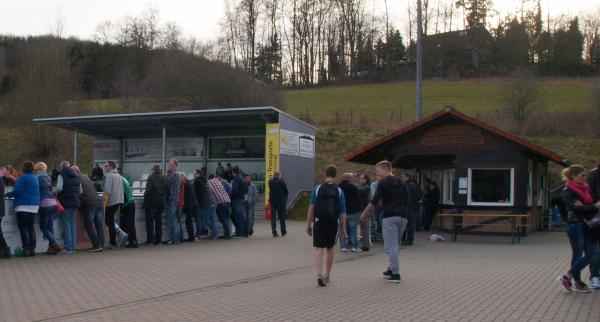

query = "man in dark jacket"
269;172;288;237
194;169;217;239
422;179;441;231
339;173;361;252
182;176;198;242
357;174;372;251
401;173;422;246
74;166;104;252
56;161;82;253
231;166;247;237
143;165;170;245
587;162;600;202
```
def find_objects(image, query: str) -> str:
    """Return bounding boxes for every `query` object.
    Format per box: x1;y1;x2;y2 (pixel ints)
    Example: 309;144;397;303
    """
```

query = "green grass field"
284;78;594;124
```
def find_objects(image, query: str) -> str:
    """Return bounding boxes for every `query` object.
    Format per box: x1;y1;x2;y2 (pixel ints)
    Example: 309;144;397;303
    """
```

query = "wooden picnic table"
437;213;530;244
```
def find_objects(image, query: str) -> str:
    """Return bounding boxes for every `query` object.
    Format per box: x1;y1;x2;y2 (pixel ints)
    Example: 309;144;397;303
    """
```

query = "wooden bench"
437;213;530;244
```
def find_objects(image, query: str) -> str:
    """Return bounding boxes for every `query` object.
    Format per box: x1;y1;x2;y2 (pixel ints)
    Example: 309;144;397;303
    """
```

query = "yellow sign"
265;123;280;207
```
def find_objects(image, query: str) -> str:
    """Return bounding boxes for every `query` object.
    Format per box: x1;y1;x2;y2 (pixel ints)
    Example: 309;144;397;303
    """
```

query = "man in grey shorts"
360;161;409;283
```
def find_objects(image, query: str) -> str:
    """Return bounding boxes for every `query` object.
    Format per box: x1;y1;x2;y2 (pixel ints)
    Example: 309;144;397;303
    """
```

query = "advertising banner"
125;138;204;161
264;123;280;207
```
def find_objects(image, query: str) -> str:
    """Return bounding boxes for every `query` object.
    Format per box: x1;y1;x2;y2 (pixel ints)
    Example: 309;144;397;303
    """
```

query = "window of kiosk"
467;168;514;206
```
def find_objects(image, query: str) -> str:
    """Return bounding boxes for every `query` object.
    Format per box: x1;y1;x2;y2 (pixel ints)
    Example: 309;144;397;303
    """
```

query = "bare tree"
94;20;114;44
160;22;183;50
500;71;541;125
581;8;600;64
49;11;67;38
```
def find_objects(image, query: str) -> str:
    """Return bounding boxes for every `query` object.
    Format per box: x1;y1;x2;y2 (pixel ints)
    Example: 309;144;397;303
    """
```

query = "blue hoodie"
6;173;40;208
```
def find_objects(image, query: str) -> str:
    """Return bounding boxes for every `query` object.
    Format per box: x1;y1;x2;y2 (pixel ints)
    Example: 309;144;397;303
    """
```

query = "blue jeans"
244;202;255;234
340;213;359;249
16;212;36;252
39;206;57;245
60;208;77;251
196;205;218;239
232;198;246;236
207;204;218;240
270;202;287;235
167;200;181;242
83;200;105;249
566;222;598;282
216;203;232;238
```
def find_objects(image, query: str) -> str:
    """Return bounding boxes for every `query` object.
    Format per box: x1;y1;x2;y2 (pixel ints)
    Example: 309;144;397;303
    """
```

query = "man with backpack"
360;161;409;283
306;165;347;287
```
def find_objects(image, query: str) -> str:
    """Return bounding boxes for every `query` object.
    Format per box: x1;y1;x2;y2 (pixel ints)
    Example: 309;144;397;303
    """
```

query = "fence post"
350;107;353;125
336;110;339;124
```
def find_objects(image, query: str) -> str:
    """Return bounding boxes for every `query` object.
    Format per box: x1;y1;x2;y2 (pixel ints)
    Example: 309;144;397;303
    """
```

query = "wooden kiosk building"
346;107;568;237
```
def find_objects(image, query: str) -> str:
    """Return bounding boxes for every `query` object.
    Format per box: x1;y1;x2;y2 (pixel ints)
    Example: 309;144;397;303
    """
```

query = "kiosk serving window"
467;168;514;206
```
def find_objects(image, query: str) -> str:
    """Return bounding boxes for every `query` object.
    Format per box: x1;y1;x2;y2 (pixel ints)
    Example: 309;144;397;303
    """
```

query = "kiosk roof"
33;106;315;139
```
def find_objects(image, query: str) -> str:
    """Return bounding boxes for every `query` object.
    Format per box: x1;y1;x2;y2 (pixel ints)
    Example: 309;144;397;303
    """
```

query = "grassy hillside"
283;78;600;187
284;78;594;125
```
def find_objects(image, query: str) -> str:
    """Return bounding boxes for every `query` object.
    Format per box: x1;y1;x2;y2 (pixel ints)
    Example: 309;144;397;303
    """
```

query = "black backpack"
314;183;340;222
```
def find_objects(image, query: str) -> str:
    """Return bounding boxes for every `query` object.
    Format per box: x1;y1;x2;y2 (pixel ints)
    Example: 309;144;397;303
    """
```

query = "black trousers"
105;204;121;246
145;207;163;244
120;203;137;244
16;212;36;251
183;205;196;240
0;216;8;248
422;205;438;231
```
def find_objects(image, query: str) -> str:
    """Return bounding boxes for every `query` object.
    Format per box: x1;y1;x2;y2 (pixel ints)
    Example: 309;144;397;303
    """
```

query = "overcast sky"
0;0;596;42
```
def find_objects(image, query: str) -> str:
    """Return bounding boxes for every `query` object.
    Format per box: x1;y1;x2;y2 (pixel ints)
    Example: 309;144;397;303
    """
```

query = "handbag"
586;212;600;229
55;199;65;214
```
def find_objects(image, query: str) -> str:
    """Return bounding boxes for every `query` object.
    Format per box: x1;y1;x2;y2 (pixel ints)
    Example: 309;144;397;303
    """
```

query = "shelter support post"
541;163;551;231
73;129;78;165
203;135;209;174
119;139;124;173
162;126;167;174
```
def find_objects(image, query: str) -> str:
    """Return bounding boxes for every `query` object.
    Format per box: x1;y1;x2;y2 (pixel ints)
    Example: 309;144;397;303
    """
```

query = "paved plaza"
0;220;598;322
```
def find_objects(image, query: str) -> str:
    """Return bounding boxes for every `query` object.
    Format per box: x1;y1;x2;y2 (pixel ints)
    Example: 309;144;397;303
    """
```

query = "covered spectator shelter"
346;106;568;231
33;107;317;206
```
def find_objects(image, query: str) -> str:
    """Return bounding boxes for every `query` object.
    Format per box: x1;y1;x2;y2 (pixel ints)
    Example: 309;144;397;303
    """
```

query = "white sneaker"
591;277;600;289
351;248;358;252
341;248;348;252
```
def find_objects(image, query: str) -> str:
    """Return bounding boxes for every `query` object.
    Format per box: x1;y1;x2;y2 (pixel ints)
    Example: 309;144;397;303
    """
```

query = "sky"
0;0;596;42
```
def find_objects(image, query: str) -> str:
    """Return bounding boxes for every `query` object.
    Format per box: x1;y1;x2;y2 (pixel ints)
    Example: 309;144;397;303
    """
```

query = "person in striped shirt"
209;174;232;239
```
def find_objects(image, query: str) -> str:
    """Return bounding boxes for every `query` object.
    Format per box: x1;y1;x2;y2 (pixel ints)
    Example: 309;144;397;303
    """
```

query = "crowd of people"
0;159;260;258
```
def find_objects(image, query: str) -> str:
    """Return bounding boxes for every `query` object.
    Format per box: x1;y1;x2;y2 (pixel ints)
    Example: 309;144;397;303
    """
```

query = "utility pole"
416;0;423;121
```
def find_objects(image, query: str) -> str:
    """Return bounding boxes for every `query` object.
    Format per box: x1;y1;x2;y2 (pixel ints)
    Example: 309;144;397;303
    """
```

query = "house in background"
423;27;494;78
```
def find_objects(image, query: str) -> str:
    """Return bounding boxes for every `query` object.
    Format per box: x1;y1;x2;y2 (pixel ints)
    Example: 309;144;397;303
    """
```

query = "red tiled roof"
345;106;567;166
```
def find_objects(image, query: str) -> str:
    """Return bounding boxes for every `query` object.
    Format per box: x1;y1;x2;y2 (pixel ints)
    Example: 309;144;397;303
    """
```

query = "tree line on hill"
0;7;282;161
217;0;600;85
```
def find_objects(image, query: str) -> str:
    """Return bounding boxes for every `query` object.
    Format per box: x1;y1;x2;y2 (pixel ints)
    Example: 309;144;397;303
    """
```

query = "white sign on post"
299;135;315;158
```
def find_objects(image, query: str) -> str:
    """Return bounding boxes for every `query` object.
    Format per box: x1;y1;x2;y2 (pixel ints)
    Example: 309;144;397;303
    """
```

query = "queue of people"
0;158;259;258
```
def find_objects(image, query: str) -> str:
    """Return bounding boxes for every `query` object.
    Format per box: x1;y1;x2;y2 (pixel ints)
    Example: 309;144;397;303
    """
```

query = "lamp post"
416;0;423;121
